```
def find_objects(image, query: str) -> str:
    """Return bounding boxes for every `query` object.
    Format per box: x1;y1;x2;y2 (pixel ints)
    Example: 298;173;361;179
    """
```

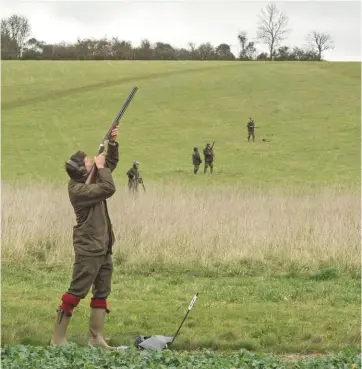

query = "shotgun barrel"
86;87;138;184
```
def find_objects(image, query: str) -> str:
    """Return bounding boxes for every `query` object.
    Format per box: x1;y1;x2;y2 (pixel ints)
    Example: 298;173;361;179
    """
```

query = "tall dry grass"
1;182;360;276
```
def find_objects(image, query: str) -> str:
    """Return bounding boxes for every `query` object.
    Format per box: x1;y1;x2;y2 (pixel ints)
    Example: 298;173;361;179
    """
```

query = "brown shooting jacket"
68;142;119;256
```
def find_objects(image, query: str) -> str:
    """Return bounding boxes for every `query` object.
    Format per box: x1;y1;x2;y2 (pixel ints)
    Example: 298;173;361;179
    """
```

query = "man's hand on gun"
109;125;119;142
94;154;105;169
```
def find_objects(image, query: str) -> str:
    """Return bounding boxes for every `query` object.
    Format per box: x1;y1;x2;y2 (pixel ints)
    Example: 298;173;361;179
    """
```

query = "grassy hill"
1;60;360;188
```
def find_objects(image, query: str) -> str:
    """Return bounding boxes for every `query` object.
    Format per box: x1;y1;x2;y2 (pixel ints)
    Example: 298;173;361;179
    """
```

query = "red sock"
90;298;110;313
59;293;80;317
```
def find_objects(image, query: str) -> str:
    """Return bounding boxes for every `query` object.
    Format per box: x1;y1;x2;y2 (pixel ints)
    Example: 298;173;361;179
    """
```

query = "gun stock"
85;144;106;185
85;87;138;185
85;165;98;185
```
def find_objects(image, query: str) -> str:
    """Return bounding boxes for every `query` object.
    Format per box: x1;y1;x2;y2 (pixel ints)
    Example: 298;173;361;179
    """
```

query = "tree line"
1;4;334;62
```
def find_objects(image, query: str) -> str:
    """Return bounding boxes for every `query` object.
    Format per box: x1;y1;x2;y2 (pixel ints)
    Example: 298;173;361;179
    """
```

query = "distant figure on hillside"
203;143;215;174
127;160;140;192
247;117;256;142
192;147;202;174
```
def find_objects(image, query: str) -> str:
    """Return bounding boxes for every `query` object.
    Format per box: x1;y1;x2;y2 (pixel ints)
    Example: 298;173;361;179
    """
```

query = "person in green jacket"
247;117;256;142
51;126;126;351
203;143;214;174
192;147;202;174
127;160;140;192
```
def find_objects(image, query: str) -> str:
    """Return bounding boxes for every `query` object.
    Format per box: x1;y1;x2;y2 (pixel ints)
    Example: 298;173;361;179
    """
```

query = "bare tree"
188;42;198;60
307;31;334;61
197;43;216;60
1;14;31;58
256;3;289;60
237;31;257;60
188;42;196;53
237;31;248;51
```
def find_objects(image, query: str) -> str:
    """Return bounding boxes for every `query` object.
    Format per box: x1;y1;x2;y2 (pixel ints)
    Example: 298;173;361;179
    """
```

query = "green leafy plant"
1;345;360;369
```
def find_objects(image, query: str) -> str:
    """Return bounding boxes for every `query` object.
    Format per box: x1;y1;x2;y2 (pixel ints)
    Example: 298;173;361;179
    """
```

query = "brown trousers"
248;130;255;141
67;254;113;300
204;161;214;173
128;178;138;192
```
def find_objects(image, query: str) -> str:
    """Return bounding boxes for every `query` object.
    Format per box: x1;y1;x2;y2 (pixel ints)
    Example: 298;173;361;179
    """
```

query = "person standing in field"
51;125;126;351
192;147;202;174
203;143;214;174
247;117;256;142
127;160;140;192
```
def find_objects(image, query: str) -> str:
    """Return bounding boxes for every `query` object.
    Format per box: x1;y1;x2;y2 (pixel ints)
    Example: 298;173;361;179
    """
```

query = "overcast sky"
1;0;361;61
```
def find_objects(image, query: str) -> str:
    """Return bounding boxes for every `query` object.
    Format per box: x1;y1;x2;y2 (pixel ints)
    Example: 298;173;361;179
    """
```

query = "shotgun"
86;86;138;184
137;177;146;193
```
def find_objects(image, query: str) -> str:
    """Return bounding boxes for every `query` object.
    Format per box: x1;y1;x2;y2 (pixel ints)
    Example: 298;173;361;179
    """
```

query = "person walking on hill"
127;160;140;192
247;117;256;142
203;143;215;174
50;125;126;351
192;147;202;174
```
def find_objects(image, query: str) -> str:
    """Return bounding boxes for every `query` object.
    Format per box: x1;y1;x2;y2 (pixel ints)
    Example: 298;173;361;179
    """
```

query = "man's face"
84;157;93;174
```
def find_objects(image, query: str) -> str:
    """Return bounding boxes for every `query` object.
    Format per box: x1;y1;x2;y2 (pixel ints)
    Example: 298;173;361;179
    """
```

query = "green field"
1;61;360;368
1;60;360;187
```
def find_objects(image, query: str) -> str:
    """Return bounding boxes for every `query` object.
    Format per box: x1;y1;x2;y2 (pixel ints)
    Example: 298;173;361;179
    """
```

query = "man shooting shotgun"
50;87;138;351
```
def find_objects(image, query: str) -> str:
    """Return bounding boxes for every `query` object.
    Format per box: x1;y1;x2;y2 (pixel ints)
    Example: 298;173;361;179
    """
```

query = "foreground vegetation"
2;344;360;369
